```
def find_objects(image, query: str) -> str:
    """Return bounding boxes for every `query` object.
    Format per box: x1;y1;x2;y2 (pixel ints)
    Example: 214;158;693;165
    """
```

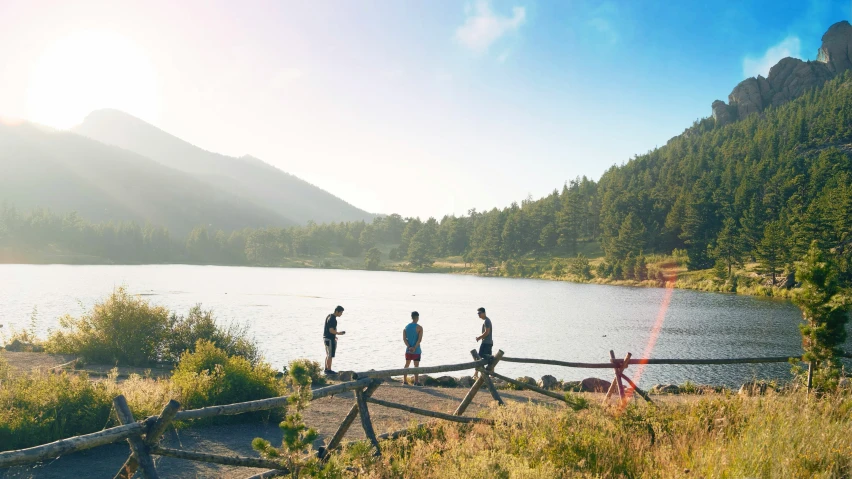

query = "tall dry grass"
337;392;852;478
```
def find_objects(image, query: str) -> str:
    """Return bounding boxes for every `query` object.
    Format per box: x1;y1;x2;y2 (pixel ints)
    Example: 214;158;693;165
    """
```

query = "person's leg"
413;360;420;385
403;358;411;384
325;339;336;372
325;339;332;371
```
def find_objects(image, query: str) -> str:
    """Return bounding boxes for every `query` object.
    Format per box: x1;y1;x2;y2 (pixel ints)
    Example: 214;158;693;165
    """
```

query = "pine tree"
756;220;786;285
713;217;743;277
792;241;850;390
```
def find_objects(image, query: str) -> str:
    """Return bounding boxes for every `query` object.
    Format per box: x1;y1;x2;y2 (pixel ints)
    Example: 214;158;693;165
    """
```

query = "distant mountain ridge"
72;109;375;225
0;122;292;235
712;20;852;125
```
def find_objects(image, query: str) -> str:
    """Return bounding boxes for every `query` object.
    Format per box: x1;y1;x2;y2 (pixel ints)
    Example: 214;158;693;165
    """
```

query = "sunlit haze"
1;0;849;218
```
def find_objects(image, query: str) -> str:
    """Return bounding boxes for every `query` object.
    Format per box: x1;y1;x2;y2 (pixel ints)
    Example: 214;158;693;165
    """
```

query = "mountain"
0;121;292;235
72;110;375;225
712;20;852;125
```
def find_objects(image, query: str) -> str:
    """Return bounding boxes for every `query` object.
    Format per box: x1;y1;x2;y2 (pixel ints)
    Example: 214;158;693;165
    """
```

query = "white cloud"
743;36;801;78
586;2;620;45
270;68;304;88
455;0;526;53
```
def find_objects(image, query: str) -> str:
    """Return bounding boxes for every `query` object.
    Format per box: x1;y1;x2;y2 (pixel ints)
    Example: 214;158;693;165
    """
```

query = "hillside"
0;122;291;236
72;109;375;225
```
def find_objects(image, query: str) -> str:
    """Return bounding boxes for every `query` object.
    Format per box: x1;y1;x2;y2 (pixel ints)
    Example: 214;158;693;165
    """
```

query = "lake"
1;264;844;387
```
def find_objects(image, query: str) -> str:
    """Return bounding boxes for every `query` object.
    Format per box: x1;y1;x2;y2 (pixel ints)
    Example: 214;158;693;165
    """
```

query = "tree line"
3;72;852;286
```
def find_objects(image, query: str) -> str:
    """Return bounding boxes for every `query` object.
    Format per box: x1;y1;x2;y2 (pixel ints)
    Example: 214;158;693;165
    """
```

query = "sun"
26;30;159;130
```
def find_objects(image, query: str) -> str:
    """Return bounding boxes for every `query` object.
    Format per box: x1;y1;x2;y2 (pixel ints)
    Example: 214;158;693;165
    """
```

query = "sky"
0;0;850;219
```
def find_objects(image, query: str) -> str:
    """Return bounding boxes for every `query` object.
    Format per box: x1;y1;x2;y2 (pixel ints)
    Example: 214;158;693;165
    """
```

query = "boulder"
436;376;458;388
650;384;680;395
458;375;474;388
491;378;508;389
818;20;852;74
516;376;536;388
711;100;734;126
580;377;611;393
539;375;559;390
420;375;439;387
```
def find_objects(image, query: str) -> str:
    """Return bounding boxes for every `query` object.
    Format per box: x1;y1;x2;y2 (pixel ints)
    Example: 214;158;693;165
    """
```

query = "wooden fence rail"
3;348;850;477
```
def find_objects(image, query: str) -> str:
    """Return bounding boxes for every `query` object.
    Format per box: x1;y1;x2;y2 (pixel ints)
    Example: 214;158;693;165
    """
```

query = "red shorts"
405;352;421;361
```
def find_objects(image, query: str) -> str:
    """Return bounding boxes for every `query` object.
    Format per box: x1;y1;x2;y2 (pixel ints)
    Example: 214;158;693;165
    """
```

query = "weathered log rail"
2;348;848;477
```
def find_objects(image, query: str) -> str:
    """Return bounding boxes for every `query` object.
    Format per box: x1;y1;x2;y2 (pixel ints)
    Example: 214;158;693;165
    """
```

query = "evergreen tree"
793;241;850;390
756;220;787;285
713;217;743;277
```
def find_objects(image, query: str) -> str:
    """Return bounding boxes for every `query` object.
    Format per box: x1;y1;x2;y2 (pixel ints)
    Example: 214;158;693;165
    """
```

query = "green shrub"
0;365;114;451
166;305;259;364
45;288;259;367
286;358;326;386
46;287;171;366
171;340;285;421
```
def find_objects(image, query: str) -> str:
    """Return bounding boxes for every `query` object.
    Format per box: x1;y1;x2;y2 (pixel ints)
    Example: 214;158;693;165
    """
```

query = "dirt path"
1;383;565;479
0;351;171;380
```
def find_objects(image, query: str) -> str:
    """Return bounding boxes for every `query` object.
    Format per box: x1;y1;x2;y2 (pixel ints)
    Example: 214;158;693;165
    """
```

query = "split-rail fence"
1;349;849;478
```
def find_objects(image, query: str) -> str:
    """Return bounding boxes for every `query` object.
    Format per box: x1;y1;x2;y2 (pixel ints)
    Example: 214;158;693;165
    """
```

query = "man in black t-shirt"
475;307;493;359
324;305;346;374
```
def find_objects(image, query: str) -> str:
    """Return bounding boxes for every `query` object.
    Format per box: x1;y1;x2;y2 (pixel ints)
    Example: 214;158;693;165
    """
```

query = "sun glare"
26;31;159;130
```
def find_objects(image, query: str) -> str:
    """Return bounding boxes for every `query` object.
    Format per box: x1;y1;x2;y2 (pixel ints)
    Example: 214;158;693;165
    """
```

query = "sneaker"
325;369;337;375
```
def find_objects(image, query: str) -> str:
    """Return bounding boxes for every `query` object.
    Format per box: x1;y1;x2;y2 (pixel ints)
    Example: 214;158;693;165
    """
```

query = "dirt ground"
1;381;565;479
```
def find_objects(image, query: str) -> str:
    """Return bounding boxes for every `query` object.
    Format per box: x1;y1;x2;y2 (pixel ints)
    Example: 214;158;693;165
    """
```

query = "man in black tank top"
324;306;346;374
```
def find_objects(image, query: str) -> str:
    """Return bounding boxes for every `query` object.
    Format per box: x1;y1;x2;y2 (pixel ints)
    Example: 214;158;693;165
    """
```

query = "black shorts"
324;338;337;358
478;343;493;358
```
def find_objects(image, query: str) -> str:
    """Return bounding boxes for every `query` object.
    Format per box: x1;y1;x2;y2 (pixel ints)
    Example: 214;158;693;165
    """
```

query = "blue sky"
0;0;850;219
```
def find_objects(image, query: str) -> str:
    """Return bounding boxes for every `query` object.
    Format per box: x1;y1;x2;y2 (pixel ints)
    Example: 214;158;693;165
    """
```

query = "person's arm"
414;326;423;349
403;329;410;348
476;326;491;341
329;326;345;336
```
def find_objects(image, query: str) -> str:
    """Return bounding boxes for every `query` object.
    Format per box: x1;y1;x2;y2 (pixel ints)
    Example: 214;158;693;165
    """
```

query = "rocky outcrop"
539;375;559;390
713;21;852;126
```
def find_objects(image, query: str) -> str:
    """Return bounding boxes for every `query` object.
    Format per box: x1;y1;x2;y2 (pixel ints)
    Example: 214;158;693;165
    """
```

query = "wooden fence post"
114;399;180;479
355;382;381;456
472;350;504;406
454;349;504;415
321;380;382;459
112;395;159;479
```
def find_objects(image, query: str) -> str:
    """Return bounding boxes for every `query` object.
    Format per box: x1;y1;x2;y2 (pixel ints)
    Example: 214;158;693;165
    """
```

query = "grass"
333;391;852;478
0;343;293;451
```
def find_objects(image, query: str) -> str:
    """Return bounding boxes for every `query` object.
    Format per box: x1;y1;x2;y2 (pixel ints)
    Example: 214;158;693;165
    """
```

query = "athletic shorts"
324;338;337;358
405;352;421;361
478;343;493;358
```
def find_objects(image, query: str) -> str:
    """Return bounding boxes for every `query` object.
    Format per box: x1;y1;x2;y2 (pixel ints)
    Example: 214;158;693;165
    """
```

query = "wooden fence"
1;349;850;478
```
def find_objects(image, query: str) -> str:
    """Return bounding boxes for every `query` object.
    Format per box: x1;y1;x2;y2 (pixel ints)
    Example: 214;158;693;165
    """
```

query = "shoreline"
0;260;797;300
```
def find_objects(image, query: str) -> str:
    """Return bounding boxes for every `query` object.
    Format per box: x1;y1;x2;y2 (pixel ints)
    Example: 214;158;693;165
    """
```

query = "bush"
0;361;114;451
46;288;259;367
166;305;259;365
286;358;326;387
171;340;285;421
46;287;171;366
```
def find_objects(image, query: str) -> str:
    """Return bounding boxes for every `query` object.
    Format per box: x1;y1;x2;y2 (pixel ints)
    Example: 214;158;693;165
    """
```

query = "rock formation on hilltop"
713;20;852;125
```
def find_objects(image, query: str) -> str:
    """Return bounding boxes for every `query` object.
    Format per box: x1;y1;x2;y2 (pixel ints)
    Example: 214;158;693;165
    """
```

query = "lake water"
2;264;847;387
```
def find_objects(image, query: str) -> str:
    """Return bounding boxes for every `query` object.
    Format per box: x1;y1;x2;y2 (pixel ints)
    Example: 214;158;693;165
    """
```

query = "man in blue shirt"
403;311;423;385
